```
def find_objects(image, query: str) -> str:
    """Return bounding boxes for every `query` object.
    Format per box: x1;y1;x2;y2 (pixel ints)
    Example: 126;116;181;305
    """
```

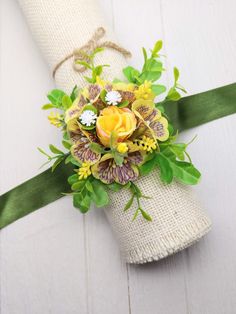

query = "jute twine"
52;27;131;79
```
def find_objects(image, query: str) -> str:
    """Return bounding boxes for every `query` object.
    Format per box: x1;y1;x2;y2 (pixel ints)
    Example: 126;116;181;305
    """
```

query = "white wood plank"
161;1;236;313
0;1;87;313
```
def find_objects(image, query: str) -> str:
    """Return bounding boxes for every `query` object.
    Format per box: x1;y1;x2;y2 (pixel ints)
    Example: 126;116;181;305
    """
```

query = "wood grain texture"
0;0;236;313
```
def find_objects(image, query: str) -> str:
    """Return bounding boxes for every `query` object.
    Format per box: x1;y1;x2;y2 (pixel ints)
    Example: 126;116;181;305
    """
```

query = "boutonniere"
39;41;200;221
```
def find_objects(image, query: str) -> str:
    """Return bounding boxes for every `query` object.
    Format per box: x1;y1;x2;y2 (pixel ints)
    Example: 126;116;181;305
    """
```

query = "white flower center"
105;91;122;105
79;110;97;126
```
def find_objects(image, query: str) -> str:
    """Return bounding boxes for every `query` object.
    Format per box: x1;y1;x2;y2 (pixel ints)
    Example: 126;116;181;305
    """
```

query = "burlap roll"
17;0;211;263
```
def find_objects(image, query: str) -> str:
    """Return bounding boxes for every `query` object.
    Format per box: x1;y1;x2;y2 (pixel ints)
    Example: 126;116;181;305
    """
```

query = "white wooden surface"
1;0;236;313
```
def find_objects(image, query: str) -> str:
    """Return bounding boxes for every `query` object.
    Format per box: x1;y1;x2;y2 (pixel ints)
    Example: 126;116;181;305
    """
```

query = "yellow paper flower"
134;80;155;100
132;99;169;142
117;142;128;154
92;151;143;185
96;106;137;147
48;112;62;128
78;162;92;180
135;136;157;152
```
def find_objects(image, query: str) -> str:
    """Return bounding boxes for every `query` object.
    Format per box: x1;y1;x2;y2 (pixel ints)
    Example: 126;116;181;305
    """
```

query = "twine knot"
52;27;131;79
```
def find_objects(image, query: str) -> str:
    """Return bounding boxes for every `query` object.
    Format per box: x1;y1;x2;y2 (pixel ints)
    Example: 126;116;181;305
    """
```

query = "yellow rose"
96;106;137;147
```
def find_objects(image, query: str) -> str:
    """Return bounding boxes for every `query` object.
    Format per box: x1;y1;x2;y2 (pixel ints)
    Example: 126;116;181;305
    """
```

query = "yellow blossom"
48;112;62;128
78;162;92;180
96;106;137;147
113;82;135;92
135;136;157;152
96;76;109;88
117;143;128;154
134;81;155;100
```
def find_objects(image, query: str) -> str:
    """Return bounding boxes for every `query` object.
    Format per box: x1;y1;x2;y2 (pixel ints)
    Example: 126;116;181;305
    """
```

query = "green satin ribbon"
0;83;236;229
0;162;74;229
164;82;236;131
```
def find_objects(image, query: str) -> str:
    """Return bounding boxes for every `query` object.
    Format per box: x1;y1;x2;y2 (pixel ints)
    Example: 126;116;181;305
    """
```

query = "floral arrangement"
39;41;201;221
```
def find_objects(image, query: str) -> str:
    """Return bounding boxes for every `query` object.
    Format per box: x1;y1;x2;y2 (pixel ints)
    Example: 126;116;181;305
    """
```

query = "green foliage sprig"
123;40;187;102
68;174;109;213
75;48;109;83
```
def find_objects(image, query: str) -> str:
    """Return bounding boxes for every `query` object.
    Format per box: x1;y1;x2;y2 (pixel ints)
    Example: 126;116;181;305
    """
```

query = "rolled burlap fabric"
17;0;211;263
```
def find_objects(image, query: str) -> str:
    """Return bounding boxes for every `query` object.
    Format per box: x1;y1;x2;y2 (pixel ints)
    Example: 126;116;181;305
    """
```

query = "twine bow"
52;27;131;79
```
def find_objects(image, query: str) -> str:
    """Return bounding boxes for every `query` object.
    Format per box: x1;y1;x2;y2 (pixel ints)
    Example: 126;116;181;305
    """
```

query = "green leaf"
73;193;91;213
113;153;124;166
70;86;79;102
49;144;63;155
42;104;55;110
47;89;66;107
71;180;85;191
37;147;51;159
63;131;69;141
155;104;165;113
166;87;181;101
140;70;162;83
142;47;147;63
124;195;134;211
176;84;187;94
158;148;201;185
139;155;158;176
130;183;142;197
140;208;152;221
169;143;186;161
100;89;107;102
168;123;175;136
62;95;72;110
110;131;118;149
132;209;139;221
123;66;140;83
91;47;104;56
107;182;123;192
90;180;109;207
151;84;166;96
117;100;129;108
94;65;103;76
51;156;64;172
65;154;73;165
173;67;179;83
62;140;72;150
143;58;163;72
156;153;173;183
85;180;94;193
89;142;104;154
151;40;163;57
84;76;94;84
68;174;78;185
70;157;81;167
172;161;201;185
75;60;92;69
124;182;131;189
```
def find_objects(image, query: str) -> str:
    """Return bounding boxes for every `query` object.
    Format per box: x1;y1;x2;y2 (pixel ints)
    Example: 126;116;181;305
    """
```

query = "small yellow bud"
78;162;92;180
117;143;128;154
48;112;62;128
134;80;155;101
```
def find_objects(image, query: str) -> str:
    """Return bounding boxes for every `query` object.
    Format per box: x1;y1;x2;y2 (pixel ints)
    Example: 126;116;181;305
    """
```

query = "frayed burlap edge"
124;216;211;264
